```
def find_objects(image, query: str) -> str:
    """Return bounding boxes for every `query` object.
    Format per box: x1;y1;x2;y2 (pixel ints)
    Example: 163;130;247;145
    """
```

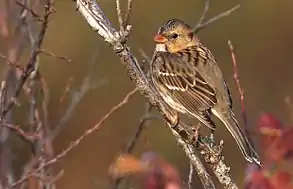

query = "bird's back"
189;44;233;109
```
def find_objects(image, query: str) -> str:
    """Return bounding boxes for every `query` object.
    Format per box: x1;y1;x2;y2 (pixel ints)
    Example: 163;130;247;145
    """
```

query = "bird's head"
154;19;199;53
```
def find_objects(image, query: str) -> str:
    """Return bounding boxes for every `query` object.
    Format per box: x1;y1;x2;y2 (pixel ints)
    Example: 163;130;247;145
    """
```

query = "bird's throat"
155;44;167;52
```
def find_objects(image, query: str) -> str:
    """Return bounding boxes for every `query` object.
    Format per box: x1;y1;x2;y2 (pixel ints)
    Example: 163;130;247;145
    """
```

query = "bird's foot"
169;119;199;144
178;122;200;144
190;123;201;144
208;124;216;142
198;136;224;164
209;132;215;143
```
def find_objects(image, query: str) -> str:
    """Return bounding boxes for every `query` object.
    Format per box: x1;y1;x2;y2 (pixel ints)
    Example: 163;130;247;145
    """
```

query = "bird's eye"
170;33;179;39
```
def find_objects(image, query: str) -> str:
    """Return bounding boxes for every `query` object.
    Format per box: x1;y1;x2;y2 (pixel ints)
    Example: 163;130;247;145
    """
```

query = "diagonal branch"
9;88;138;188
123;0;133;28
228;40;247;127
194;0;210;30
0;0;54;121
194;4;240;33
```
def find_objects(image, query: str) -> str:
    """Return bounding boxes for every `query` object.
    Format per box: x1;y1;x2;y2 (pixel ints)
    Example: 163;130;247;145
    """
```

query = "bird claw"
190;123;201;143
180;123;200;144
209;132;215;142
198;135;224;164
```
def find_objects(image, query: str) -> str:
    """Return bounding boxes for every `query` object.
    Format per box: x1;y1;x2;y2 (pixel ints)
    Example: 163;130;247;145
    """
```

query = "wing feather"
152;49;217;113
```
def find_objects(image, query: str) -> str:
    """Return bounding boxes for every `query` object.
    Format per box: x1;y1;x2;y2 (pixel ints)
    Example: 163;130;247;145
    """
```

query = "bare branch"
0;81;6;113
1;0;54;121
123;0;133;28
194;4;240;33
194;0;210;30
51;77;107;139
10;88;138;188
15;0;41;20
0;0;54;188
39;49;72;63
115;0;124;32
228;40;247;127
112;103;159;189
0;53;23;70
126;115;159;153
2;123;39;142
169;128;216;189
52;45;107;139
188;161;194;189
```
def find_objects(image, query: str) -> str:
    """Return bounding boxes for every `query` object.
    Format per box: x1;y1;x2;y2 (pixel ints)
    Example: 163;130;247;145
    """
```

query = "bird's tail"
211;108;261;166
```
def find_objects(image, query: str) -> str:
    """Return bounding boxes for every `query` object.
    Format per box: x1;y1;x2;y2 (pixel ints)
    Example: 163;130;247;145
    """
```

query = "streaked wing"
152;49;217;113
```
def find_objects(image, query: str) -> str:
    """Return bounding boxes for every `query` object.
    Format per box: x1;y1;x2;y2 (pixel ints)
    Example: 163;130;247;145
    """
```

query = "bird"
150;19;261;166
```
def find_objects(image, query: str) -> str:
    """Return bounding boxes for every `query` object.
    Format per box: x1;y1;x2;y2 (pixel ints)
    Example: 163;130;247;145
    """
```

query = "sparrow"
150;19;261;165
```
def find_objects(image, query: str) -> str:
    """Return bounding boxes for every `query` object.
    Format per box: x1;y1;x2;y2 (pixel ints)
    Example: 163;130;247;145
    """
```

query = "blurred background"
1;0;293;188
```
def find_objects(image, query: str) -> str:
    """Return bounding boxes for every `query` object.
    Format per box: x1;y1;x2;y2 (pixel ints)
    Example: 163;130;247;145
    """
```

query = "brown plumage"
151;19;261;165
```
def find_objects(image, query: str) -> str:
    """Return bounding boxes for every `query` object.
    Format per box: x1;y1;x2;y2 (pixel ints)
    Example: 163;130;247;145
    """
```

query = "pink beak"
153;34;167;43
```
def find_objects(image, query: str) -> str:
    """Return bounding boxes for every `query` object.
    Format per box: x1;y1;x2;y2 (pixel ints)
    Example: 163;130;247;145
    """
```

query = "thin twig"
21;1;55;187
194;4;240;33
0;53;23;70
126;115;159;153
19;157;39;189
168;128;216;189
51;77;107;139
1;0;54;121
58;76;74;107
15;0;41;19
52;44;106;139
39;75;54;189
31;169;64;184
0;1;37;185
2;123;39;142
188;161;194;189
194;0;210;30
115;0;124;32
0;81;6;114
112;104;159;189
228;40;247;127
123;0;133;28
39;49;72;63
9;88;138;188
40;75;50;139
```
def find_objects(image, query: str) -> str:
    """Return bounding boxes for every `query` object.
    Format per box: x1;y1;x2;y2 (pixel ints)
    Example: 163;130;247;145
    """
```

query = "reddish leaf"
258;113;283;136
108;154;147;177
109;152;182;189
276;129;293;151
257;113;284;157
265;144;287;163
271;171;293;189
264;129;293;162
246;171;276;189
141;152;182;189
